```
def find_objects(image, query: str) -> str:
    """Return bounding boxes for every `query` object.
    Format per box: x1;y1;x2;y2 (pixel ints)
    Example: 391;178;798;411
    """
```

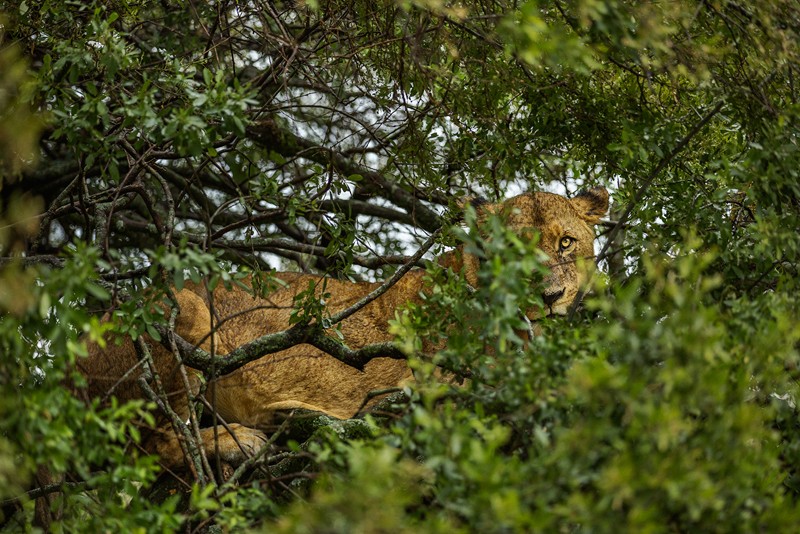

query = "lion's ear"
570;187;609;224
456;196;498;220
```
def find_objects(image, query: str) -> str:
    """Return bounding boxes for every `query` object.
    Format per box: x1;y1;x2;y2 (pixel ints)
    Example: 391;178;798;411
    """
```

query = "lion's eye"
559;236;575;251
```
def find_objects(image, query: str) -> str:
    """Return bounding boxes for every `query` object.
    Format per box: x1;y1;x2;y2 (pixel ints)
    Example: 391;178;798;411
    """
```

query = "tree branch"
247;119;443;231
157;229;440;377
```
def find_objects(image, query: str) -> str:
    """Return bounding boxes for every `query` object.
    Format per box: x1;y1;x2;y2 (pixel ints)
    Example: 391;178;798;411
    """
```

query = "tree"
1;0;800;531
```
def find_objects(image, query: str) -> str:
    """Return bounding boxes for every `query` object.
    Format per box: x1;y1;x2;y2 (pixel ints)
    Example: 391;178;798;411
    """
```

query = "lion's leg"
149;423;268;469
263;400;335;414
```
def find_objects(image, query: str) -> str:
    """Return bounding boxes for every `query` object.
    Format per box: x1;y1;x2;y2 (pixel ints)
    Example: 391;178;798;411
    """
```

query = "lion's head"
445;187;609;319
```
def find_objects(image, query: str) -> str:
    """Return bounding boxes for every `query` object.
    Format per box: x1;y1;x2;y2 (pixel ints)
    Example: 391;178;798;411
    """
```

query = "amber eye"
559;236;575;251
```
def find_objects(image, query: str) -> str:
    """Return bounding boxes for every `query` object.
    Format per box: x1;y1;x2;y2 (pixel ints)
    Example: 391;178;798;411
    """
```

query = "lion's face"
477;187;609;319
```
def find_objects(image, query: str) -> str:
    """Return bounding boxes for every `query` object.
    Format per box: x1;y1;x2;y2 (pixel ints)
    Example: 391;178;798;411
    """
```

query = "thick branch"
161;323;407;377
157;230;440;377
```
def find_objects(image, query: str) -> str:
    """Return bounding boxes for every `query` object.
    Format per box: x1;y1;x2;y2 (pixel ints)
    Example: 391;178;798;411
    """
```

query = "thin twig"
567;101;725;319
328;227;441;325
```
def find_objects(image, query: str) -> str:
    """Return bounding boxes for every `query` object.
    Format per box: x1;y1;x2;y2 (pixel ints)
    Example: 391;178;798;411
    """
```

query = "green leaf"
145;323;161;342
86;282;110;301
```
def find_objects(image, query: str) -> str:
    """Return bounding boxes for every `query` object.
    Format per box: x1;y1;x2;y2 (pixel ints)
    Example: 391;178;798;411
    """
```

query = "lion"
76;187;609;470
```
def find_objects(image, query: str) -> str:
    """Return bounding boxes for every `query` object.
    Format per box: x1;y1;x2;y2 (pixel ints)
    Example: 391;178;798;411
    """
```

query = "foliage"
1;0;800;531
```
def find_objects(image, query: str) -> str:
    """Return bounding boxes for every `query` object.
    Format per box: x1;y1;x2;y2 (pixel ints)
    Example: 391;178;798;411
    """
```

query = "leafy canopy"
1;0;800;531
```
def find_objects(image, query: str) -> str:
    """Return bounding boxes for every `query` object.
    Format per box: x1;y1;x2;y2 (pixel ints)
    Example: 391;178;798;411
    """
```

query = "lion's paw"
206;423;268;465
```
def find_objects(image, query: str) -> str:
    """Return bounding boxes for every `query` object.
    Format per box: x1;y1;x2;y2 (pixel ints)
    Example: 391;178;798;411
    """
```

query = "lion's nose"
542;288;565;307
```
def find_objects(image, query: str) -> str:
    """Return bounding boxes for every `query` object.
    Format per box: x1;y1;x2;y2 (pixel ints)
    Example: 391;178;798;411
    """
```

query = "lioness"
78;187;608;469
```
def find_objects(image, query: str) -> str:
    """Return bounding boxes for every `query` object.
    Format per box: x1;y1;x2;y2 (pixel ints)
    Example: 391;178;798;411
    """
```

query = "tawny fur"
78;188;608;469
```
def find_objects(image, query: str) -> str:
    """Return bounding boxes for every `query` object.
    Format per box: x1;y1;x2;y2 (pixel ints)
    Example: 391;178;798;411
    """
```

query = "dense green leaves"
2;0;800;531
